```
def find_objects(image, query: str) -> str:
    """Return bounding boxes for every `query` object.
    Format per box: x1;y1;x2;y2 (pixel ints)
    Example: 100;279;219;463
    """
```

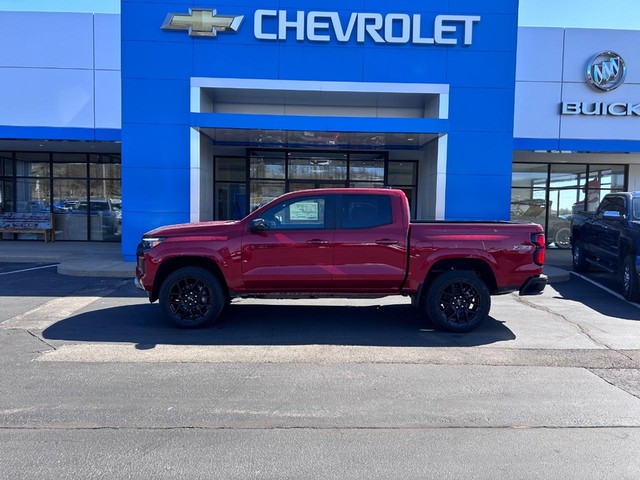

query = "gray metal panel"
516;27;564;82
95;70;121;129
0;12;93;69
0;68;94;128
514;82;562;139
95;14;121;71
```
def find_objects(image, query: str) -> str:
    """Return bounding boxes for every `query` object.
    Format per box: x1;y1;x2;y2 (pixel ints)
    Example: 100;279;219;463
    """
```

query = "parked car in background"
511;199;571;249
73;198;118;235
571;192;640;301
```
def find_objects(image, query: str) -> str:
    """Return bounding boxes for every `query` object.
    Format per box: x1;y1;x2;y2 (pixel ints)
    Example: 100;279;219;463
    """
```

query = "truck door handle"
375;239;399;245
306;239;329;245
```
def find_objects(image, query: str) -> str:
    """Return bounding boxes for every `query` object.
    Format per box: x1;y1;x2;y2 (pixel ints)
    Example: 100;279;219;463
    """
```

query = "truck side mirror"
602;210;623;220
249;218;269;232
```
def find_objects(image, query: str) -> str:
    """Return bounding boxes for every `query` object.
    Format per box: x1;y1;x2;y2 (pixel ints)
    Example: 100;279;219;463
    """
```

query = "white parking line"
0;264;58;276
570;271;640;309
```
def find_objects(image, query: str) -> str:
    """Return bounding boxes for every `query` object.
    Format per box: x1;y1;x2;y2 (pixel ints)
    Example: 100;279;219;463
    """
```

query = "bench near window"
0;212;56;243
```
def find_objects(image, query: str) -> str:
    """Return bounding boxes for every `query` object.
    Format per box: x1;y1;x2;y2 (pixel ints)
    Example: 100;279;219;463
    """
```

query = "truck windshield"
633;199;640;220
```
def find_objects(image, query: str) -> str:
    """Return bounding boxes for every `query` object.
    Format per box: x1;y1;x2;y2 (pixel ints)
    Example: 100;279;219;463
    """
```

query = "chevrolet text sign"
254;10;481;45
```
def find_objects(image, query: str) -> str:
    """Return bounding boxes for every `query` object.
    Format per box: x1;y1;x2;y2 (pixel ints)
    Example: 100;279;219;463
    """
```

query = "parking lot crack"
512;293;617;350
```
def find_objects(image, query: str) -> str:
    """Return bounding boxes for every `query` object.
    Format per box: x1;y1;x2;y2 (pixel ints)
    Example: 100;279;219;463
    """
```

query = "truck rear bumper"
519;274;548;295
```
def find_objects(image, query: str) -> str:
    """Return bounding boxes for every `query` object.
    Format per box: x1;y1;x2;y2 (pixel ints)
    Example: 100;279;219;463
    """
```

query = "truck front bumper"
519;274;548;295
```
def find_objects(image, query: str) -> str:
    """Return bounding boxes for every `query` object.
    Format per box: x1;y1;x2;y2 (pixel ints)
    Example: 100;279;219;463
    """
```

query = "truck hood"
144;220;239;238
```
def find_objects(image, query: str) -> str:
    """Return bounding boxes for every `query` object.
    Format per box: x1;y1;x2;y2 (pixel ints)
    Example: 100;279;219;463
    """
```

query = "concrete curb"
57;261;135;278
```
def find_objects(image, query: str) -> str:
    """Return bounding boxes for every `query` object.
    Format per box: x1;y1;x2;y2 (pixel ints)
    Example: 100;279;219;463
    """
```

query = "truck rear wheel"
622;255;640;302
159;267;225;328
424;271;490;333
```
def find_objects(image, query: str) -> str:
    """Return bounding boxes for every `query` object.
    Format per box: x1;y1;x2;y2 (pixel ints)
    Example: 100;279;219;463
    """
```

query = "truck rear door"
331;193;408;290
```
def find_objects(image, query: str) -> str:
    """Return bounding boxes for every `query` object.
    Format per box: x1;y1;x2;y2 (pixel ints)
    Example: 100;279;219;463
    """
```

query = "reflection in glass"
216;157;246;182
250;152;285;179
388;162;417;186
250;180;286;212
549;164;586;189
216;183;247;220
53;179;88;241
15;178;50;213
349;160;384;181
288;154;347;180
512;164;548;189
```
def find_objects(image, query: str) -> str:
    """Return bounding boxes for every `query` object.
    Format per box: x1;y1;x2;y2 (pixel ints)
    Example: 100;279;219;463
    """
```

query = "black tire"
424;271;491;333
159;267;225;328
554;227;571;249
572;239;589;272
621;255;640;302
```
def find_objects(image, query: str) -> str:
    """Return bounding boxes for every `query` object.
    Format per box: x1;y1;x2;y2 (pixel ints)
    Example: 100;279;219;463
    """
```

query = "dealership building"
0;1;638;260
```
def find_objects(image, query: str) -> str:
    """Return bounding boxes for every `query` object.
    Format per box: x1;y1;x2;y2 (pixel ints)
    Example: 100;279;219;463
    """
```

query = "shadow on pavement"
42;302;516;348
551;276;640;321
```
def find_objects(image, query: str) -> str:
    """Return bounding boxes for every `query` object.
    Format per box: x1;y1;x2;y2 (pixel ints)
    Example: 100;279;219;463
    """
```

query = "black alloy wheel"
159;267;225;328
425;270;491;333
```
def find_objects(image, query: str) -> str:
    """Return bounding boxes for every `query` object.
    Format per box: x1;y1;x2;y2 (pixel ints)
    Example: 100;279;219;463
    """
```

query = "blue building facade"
120;0;520;259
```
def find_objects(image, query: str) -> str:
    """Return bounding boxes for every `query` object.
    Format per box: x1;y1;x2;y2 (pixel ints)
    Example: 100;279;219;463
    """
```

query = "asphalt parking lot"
1;261;639;479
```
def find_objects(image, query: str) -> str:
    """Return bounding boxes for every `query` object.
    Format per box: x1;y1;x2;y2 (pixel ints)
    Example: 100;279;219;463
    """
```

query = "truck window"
633;199;640;220
611;197;626;216
340;194;392;229
262;196;328;230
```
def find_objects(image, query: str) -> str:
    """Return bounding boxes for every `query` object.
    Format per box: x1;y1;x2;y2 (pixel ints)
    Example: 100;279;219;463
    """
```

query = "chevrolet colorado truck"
571;191;640;301
135;189;547;332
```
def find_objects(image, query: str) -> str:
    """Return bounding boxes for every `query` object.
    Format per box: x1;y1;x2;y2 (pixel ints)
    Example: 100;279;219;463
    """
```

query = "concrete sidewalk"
0;240;573;282
0;241;135;278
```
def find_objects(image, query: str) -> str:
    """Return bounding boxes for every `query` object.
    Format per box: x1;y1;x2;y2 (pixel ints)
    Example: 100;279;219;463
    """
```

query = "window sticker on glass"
290;201;319;221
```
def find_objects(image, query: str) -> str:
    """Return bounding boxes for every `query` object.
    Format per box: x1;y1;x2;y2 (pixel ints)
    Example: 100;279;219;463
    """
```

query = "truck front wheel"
572;239;588;272
622;255;640;302
424;271;491;333
159;267;225;328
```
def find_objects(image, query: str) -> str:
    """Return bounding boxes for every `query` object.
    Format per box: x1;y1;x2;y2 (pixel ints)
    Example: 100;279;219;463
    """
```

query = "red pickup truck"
135;189;547;332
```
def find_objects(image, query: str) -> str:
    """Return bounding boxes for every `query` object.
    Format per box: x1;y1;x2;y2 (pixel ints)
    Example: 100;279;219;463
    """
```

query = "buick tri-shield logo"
586;51;627;92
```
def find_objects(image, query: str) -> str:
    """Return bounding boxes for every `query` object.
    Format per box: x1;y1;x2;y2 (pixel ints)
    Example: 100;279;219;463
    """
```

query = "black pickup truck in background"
571;192;640;301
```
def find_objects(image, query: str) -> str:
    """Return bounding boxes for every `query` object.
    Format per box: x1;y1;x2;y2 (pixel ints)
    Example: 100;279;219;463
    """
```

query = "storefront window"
512;162;627;248
288;153;347;180
349;158;384;182
250;180;286;212
216;157;246;182
15;152;50;177
388;162;417;186
0;151;121;242
250;152;285;179
216;150;418;221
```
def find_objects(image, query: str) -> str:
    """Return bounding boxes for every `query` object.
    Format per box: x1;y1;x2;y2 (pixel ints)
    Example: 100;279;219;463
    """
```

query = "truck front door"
241;194;335;290
590;195;624;262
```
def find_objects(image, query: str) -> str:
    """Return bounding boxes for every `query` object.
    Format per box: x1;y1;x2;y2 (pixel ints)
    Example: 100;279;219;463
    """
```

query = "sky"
0;0;638;30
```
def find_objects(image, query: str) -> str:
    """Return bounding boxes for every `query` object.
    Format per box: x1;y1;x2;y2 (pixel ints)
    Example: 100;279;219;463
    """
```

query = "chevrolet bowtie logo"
161;9;243;37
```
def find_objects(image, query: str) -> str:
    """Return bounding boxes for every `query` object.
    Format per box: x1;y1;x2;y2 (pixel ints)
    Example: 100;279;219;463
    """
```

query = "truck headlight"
141;237;166;250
